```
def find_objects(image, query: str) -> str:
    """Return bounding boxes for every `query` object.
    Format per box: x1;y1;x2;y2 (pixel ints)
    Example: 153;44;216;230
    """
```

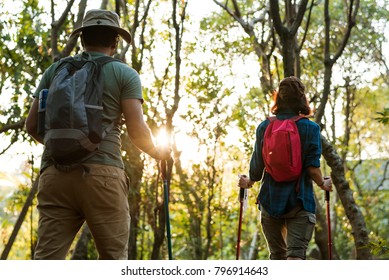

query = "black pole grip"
161;160;167;180
325;190;330;202
239;188;245;202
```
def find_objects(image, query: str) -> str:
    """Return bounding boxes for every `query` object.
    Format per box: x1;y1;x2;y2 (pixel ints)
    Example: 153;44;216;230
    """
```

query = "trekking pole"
325;190;332;260
236;188;246;260
236;176;248;260
161;159;173;260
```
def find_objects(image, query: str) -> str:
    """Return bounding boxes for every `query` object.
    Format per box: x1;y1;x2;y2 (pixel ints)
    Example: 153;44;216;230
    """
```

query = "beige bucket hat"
70;9;132;44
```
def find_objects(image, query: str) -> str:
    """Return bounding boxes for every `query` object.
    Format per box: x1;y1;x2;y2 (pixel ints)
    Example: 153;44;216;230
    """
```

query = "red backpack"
262;116;305;182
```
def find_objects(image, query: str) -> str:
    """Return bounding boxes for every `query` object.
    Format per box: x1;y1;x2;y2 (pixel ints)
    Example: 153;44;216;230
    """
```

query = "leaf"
375;108;389;125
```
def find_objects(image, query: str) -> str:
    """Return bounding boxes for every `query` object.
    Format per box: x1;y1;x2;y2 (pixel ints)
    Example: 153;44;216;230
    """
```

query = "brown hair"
80;26;119;48
270;76;312;116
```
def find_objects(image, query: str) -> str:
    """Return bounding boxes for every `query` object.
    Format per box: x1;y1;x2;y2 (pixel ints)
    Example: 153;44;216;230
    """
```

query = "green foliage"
367;239;389;258
375;108;389;125
231;87;269;154
0;0;51;149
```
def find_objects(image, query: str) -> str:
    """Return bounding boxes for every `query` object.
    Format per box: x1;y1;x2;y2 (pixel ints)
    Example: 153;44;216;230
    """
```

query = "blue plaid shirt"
249;111;322;217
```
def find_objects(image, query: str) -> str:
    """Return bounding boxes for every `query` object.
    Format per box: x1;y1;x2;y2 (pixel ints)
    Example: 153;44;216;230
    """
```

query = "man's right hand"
150;146;172;161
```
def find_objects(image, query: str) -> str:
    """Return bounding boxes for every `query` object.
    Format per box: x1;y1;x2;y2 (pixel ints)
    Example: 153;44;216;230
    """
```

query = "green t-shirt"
33;52;143;171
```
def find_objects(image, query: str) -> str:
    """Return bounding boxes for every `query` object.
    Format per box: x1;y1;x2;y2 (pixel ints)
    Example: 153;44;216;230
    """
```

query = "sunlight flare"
156;128;169;148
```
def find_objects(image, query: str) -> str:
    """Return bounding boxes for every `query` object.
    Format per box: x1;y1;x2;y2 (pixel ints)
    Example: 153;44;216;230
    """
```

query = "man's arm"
25;98;43;144
121;98;170;160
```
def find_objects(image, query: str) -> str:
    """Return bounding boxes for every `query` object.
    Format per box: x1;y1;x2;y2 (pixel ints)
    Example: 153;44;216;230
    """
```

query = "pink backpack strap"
268;116;306;122
267;116;277;122
290;115;306;122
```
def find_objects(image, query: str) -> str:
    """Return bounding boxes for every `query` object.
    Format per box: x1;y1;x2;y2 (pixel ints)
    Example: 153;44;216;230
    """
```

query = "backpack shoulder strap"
54;56;86;74
290;115;307;122
94;56;122;66
267;116;277;122
55;55;121;71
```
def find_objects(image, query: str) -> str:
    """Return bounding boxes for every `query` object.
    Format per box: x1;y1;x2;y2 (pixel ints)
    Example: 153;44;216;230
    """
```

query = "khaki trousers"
34;164;130;260
260;205;316;260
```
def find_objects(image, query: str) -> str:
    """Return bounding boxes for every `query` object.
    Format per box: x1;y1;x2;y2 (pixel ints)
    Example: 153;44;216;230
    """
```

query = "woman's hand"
318;176;333;192
238;174;254;189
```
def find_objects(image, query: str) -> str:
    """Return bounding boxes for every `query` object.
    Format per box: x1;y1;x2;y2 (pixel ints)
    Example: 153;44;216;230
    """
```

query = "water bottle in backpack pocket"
37;89;48;138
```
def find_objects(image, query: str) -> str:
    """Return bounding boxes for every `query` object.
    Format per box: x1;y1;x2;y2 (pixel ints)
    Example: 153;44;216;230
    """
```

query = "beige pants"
34;164;130;260
260;205;316;260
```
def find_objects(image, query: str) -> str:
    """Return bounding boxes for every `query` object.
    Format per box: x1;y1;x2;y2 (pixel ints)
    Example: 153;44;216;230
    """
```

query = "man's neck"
84;46;113;56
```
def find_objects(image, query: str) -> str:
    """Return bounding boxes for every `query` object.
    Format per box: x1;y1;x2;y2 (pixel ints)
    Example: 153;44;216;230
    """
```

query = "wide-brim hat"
70;9;132;44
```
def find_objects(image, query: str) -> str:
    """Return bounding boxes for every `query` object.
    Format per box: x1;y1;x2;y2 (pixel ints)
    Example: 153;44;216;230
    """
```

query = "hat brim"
70;25;132;44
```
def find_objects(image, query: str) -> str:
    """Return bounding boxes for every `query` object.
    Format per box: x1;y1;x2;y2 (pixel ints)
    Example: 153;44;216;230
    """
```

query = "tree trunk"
281;35;296;77
122;137;144;260
1;179;38;260
151;202;165;259
321;136;372;259
269;0;309;78
151;157;173;260
314;193;339;260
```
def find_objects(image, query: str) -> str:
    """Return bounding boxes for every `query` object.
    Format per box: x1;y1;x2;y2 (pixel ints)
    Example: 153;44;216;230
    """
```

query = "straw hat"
70;9;132;44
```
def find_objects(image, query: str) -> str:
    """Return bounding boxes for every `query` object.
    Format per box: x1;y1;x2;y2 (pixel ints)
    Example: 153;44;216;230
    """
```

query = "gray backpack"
41;54;119;169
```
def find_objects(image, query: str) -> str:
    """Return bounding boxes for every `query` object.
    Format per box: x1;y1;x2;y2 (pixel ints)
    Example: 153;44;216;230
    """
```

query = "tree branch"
316;0;360;124
331;0;359;63
231;0;241;18
269;0;288;36
298;0;315;51
290;0;309;35
213;0;248;30
375;160;389;193
0;119;25;134
50;0;75;60
61;0;87;58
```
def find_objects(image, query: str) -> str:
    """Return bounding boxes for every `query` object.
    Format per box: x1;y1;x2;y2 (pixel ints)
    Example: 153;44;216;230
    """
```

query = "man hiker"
26;9;171;260
238;76;332;260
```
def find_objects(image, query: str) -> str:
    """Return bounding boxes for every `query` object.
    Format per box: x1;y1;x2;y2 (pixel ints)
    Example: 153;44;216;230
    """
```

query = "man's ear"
80;34;85;48
113;36;119;48
109;38;119;55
